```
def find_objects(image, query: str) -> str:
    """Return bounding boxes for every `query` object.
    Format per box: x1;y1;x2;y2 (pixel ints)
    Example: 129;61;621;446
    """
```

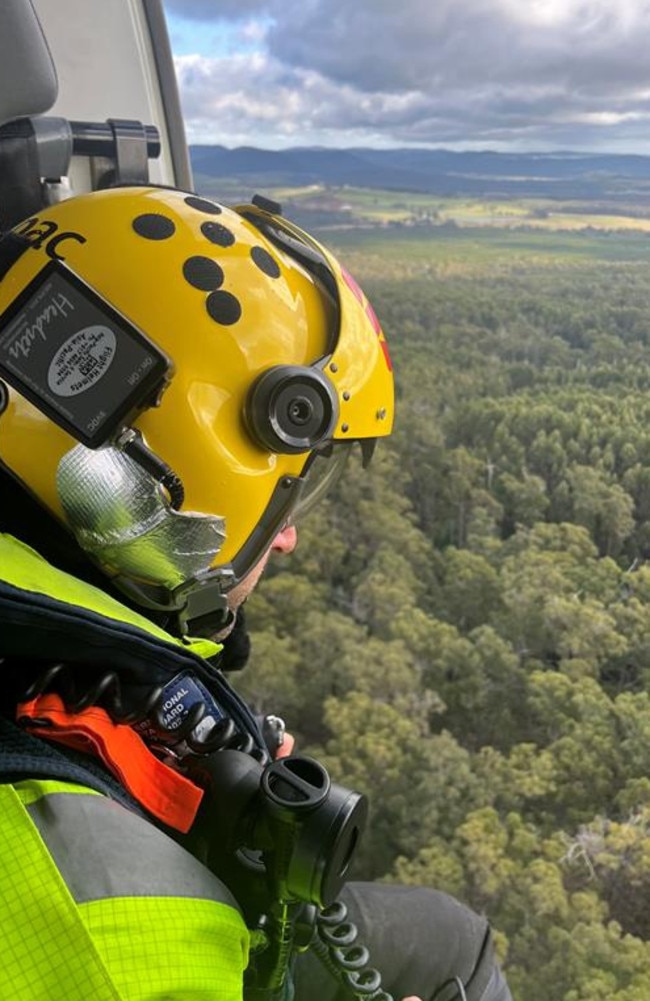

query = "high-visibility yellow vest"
0;534;251;999
0;778;249;1000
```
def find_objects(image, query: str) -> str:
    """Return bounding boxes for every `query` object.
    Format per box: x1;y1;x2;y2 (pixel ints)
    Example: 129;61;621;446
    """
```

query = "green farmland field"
194;179;650;275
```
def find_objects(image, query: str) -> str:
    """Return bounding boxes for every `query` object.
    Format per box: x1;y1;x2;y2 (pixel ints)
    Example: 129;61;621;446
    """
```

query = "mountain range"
190;146;650;203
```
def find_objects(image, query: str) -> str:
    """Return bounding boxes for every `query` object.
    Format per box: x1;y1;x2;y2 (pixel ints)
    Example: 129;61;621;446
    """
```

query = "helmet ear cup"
247;365;339;454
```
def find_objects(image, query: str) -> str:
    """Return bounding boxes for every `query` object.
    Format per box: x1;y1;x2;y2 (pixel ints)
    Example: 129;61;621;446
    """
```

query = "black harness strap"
0;231;30;279
0;117;43;231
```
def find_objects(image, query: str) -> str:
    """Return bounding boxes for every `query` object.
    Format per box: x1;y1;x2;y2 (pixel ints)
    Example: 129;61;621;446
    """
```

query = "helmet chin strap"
183;605;236;641
112;570;235;639
176;580;234;638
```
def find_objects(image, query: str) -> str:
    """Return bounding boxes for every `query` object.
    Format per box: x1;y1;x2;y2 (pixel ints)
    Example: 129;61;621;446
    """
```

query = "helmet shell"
0;187;393;587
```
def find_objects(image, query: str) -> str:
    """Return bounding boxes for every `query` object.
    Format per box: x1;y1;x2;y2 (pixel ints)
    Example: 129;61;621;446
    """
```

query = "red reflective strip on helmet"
365;301;382;336
16;694;203;832
380;339;393;372
340;266;365;303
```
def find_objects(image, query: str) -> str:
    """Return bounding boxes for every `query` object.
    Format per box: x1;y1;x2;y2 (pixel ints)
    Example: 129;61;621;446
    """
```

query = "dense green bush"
237;242;650;999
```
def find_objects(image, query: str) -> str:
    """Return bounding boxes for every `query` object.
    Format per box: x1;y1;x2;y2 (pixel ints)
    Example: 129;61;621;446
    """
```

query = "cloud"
166;0;650;150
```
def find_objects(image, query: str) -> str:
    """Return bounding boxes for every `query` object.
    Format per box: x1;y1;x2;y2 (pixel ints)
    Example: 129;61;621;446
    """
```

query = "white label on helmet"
47;325;117;397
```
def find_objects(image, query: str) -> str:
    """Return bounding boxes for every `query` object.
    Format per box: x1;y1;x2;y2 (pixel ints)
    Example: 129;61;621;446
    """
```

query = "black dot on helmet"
201;221;235;247
132;214;176;240
206;290;242;325
251;246;281;279
184;195;222;214
183;256;225;291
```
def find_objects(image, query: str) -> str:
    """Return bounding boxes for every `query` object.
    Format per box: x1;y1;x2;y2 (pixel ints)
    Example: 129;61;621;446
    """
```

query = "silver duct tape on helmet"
57;444;226;590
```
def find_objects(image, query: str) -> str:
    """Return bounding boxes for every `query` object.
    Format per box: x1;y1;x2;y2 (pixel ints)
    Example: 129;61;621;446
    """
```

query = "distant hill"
189;145;650;203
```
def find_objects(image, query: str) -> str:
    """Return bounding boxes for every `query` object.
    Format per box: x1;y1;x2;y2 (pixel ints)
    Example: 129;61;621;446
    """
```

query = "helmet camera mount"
0;245;189;514
0;258;173;451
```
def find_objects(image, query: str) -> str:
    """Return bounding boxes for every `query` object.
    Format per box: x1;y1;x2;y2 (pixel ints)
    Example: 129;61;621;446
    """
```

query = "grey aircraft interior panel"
0;0;58;127
29;0;191;192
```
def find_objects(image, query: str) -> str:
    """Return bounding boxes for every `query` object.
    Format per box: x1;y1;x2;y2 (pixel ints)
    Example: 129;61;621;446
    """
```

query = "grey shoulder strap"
27;787;242;910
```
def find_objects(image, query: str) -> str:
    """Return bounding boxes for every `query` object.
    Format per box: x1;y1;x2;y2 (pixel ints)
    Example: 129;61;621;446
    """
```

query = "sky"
163;0;650;154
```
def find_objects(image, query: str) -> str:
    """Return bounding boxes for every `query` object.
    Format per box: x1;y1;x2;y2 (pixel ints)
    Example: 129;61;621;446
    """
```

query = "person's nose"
271;524;298;555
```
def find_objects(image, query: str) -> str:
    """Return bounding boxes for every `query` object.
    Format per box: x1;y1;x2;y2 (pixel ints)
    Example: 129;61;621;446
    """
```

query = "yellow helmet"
0;187;393;631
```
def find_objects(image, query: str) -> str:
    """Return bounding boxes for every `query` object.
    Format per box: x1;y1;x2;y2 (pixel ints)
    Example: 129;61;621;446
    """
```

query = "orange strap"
16;693;203;833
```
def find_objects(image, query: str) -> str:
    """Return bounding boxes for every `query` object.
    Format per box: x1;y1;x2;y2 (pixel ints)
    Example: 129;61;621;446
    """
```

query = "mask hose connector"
117;427;185;510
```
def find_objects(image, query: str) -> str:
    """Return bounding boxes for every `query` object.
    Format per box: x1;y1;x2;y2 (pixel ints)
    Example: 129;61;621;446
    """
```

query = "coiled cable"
310;899;393;1001
19;660;257;756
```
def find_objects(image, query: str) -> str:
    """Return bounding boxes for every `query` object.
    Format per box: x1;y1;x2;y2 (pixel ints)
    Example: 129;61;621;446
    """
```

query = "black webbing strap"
0;117;44;231
0;231;30;279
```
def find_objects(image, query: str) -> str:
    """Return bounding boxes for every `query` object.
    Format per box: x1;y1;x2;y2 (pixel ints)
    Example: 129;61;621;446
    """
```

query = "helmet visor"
292;444;351;521
228;443;354;587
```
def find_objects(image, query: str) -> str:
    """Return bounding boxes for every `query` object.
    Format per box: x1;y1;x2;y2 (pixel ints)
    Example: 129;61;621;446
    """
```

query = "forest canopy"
233;207;650;1001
